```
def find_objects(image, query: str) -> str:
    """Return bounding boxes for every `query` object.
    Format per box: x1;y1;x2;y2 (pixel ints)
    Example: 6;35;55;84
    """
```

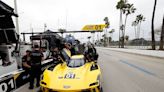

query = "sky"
1;0;164;42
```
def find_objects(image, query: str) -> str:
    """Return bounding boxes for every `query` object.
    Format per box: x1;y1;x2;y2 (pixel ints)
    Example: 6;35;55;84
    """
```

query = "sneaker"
36;84;40;88
29;86;34;89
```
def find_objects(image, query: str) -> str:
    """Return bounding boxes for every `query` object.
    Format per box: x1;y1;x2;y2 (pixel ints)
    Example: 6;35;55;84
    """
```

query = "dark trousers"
29;65;41;87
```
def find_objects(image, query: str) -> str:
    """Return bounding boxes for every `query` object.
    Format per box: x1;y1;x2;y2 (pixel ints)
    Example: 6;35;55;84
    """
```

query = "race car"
40;55;103;92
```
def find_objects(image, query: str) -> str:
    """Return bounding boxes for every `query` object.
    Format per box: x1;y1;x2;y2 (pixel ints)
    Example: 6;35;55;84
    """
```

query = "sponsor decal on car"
63;85;71;89
64;73;75;79
0;77;16;92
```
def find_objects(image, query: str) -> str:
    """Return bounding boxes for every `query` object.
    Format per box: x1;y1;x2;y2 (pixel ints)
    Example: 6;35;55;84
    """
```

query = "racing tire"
100;87;103;92
38;88;42;92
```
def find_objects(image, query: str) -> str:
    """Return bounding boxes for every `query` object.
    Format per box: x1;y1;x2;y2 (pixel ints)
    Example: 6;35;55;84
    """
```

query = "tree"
102;34;107;47
132;20;138;38
124;35;129;45
116;0;136;48
108;29;115;45
154;28;161;40
109;29;115;38
132;14;145;39
109;29;115;34
116;0;126;48
136;14;145;38
103;17;110;46
104;17;110;28
151;0;157;50
122;3;136;47
159;16;164;50
125;35;129;41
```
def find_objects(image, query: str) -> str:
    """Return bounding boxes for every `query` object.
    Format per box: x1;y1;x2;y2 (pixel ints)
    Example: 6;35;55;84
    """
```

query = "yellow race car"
40;55;103;92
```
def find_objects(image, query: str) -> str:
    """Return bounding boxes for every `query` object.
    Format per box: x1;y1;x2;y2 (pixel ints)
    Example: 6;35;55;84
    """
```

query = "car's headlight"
89;82;98;86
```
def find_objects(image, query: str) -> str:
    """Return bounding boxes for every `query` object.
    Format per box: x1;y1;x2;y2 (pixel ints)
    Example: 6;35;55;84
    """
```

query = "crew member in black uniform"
91;44;99;62
29;45;44;89
51;47;63;64
84;44;99;62
22;50;31;70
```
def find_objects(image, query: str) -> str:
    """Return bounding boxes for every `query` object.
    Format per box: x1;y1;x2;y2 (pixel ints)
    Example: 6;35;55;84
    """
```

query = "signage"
82;24;107;31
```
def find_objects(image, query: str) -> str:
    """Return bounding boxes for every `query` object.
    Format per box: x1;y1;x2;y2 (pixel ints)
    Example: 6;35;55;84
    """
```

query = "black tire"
100;87;103;92
37;87;42;92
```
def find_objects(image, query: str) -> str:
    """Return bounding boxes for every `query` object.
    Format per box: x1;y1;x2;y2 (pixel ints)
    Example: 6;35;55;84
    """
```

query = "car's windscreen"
67;58;85;68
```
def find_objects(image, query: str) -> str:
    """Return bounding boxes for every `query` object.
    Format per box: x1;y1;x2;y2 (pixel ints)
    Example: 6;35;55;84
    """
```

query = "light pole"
14;0;19;34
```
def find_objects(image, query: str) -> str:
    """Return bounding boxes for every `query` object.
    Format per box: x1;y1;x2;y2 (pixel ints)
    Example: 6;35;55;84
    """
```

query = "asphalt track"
15;48;164;92
98;48;164;92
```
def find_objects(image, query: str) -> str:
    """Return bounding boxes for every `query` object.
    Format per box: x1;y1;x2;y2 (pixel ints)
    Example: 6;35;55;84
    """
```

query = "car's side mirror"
90;63;98;71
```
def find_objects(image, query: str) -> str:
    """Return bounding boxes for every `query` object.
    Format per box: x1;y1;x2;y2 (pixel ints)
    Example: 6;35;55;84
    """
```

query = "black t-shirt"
51;51;58;60
22;55;31;65
30;50;43;66
22;55;31;69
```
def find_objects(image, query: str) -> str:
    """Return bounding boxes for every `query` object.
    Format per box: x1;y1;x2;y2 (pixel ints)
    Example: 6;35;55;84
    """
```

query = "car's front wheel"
100;87;103;92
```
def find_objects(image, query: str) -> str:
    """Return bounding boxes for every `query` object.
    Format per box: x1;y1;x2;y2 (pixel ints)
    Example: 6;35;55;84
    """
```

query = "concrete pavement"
98;48;164;92
97;47;164;58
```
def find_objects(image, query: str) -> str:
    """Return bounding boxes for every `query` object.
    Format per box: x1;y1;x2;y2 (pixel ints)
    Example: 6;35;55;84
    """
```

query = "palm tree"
132;20;138;38
108;37;112;44
103;17;110;46
116;0;126;48
136;14;145;38
132;14;145;39
109;29;115;39
109;29;115;34
102;34;107;46
104;17;110;28
123;4;136;34
122;4;136;47
125;35;129;45
151;0;157;50
116;0;136;48
125;35;129;41
159;16;164;50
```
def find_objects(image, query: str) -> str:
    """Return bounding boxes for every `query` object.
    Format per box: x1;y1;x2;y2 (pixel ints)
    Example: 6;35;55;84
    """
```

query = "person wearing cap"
22;50;31;70
60;43;71;63
51;47;63;64
29;45;44;89
84;44;98;62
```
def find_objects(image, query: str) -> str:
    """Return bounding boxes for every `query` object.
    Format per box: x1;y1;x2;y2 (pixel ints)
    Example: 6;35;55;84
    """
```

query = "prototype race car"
40;55;103;92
